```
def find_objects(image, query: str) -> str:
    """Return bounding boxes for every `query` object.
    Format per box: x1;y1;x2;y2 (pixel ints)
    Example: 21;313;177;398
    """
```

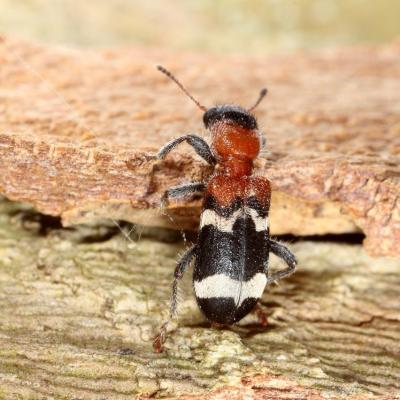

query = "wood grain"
0;37;399;256
0;199;399;399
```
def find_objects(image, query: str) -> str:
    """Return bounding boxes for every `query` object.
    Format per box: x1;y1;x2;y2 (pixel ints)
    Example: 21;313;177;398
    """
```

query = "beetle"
153;66;297;352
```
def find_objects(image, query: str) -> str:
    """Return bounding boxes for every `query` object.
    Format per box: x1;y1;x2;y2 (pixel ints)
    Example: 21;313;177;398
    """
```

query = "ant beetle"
153;66;297;352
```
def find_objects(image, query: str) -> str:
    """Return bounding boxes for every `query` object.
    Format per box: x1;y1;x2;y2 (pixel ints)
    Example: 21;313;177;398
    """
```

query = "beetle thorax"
210;121;260;176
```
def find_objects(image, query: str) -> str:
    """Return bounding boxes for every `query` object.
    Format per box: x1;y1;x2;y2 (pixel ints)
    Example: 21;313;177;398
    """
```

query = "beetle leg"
157;134;216;165
268;240;297;283
153;245;197;352
161;182;205;207
252;303;268;327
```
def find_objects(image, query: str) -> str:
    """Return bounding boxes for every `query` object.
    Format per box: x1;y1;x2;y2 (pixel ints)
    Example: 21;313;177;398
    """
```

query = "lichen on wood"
0;38;399;256
0;198;399;399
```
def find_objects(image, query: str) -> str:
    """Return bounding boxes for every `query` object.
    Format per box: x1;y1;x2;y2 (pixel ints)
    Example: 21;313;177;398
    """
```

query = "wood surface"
0;37;399;256
0;198;399;399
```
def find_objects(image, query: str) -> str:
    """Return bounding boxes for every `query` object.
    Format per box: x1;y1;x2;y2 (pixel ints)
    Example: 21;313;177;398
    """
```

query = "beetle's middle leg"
161;182;205;207
153;245;197;352
268;240;297;283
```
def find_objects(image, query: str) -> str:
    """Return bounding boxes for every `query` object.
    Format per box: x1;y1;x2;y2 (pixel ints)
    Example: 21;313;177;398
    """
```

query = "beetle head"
157;65;267;161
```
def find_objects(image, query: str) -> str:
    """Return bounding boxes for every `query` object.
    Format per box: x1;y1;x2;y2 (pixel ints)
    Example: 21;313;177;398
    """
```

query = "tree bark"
0;198;399;399
0;37;399;256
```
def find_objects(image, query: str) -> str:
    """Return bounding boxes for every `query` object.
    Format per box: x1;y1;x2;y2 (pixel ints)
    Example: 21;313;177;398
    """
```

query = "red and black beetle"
154;66;296;352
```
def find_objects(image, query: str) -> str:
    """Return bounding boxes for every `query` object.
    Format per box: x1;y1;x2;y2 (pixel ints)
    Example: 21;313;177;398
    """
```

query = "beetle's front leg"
268;240;297;283
157;134;216;165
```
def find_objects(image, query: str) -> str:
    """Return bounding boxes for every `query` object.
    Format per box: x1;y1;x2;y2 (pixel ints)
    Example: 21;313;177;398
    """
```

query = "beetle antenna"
157;65;207;111
248;88;268;112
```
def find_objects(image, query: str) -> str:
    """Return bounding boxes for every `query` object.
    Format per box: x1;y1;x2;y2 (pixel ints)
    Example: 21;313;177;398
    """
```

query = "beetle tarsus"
153;322;167;353
252;303;269;327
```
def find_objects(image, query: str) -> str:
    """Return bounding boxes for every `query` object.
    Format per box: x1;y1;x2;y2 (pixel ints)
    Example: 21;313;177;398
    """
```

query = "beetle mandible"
153;66;297;352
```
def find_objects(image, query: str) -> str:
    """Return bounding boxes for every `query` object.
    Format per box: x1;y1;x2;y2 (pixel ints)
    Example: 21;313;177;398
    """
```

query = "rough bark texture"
0;198;399;399
0;37;399;257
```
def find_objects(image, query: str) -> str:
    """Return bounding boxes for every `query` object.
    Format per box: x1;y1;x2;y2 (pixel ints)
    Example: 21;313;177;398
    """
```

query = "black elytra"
194;195;270;325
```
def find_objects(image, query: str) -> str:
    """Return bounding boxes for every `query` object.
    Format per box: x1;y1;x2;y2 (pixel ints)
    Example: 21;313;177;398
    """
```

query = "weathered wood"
0;198;399;399
0;37;399;257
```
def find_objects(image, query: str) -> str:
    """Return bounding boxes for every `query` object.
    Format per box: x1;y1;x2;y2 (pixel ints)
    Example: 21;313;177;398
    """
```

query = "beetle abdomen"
193;176;271;324
195;274;266;324
196;298;260;325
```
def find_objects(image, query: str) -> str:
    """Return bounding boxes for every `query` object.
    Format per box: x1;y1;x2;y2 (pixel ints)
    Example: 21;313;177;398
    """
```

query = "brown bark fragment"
0;38;399;256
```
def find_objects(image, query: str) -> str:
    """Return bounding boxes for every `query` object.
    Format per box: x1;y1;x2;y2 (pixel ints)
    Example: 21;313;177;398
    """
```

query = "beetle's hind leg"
252;303;269;327
161;182;205;207
153;245;197;352
268;240;297;283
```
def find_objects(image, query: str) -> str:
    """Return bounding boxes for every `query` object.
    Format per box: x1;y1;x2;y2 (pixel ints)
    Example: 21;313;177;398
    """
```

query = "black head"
203;105;258;130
